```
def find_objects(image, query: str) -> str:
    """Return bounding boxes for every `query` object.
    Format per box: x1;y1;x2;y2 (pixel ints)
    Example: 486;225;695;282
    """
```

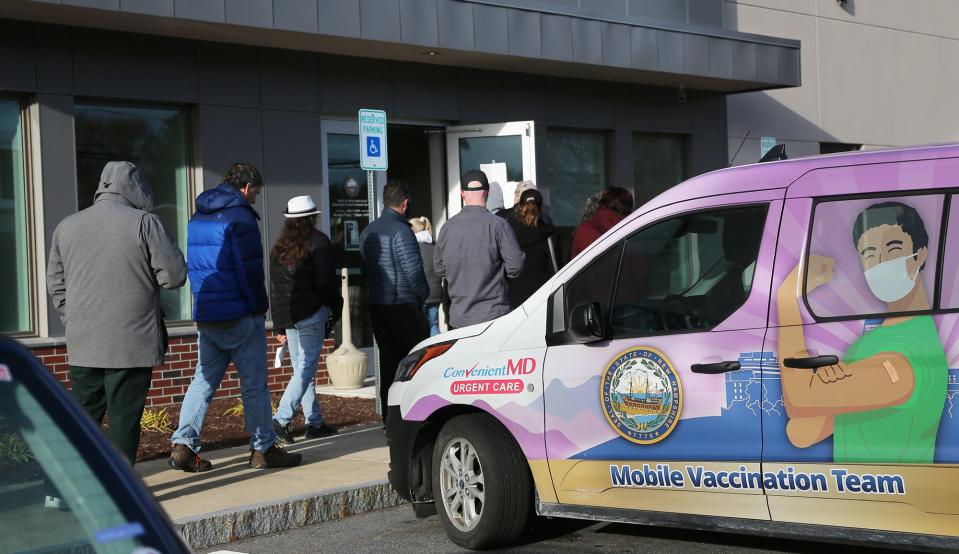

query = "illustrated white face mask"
414;230;433;244
864;252;919;303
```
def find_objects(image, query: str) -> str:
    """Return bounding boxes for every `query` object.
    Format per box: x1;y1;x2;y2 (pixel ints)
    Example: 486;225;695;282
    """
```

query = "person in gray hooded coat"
47;161;186;464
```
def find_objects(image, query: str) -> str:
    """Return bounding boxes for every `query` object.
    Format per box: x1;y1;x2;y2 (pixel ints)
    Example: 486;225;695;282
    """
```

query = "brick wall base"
31;331;334;408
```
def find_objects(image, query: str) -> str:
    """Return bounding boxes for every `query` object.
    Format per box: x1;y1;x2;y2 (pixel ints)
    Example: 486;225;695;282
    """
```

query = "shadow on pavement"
146;424;385;502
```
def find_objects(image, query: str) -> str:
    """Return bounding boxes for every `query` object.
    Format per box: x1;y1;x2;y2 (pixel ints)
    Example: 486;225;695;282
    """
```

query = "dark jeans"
69;366;153;465
369;303;429;420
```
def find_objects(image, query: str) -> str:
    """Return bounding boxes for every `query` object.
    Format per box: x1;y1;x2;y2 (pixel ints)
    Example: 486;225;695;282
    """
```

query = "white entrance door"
443;121;536;229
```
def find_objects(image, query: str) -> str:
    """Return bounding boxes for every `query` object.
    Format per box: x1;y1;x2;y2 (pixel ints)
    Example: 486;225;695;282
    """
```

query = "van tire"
432;413;531;549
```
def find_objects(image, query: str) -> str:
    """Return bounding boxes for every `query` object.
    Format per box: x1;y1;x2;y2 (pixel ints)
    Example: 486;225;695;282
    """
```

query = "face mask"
414;230;433;244
864;252;919;303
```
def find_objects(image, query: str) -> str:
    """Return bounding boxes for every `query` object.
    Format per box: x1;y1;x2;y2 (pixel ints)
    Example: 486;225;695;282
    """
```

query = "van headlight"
395;340;456;382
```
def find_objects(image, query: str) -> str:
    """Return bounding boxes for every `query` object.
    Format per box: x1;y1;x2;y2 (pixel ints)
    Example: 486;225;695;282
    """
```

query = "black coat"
503;216;555;309
269;230;342;330
418;242;444;305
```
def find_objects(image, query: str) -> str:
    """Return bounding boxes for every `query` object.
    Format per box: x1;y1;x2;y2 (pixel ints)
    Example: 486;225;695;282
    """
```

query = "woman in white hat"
269;195;342;444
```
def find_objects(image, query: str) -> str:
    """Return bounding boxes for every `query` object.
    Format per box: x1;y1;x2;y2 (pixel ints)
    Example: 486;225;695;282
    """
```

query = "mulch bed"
135;393;379;463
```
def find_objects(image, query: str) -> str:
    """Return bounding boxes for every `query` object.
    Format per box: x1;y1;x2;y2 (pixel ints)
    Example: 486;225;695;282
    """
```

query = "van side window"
938;196;959;309
564;243;623;329
610;205;767;338
805;194;944;319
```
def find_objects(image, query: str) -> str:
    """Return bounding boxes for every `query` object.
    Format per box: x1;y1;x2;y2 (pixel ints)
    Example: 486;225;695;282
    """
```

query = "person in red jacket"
570;187;634;258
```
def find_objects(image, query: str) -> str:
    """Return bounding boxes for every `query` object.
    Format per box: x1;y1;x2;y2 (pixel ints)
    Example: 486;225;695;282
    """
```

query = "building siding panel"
317;0;361;37
360;0;402;42
197;41;261;108
507;8;541;58
318;54;394;115
437;0;474;51
629;26;657;70
175;0;225;23
472;4;509;55
602;22;630;68
197;104;264;189
121;0;175;17
274;0;319;34
541;14;573;62
260;48;320;112
571;18;603;65
225;0;273;28
72;29;198;102
400;0;439;47
0;21;38;93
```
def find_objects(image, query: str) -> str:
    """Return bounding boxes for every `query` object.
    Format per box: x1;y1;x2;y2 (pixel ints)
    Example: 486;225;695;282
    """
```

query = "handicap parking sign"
359;109;388;170
367;136;381;157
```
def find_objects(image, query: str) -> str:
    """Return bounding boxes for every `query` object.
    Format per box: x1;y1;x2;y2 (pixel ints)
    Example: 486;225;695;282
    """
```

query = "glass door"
443;121;536;227
321;120;387;359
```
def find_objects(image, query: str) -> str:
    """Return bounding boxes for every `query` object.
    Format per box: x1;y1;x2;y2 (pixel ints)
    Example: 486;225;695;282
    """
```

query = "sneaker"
304;423;338;439
44;496;69;511
273;419;296;445
168;444;213;473
249;444;302;469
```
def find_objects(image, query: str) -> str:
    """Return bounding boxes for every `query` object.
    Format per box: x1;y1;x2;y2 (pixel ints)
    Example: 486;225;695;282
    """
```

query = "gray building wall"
0;19;727;338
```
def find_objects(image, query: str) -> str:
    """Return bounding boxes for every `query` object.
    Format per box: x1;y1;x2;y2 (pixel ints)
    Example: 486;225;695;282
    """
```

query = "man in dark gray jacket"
436;170;524;329
360;180;429;419
47;161;186;464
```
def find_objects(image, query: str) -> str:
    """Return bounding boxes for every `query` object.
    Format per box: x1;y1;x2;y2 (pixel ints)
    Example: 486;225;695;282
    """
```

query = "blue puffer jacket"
359;208;430;305
187;183;268;322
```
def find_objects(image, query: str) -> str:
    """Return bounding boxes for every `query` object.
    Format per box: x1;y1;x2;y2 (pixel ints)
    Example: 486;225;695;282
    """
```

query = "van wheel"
432;413;531;549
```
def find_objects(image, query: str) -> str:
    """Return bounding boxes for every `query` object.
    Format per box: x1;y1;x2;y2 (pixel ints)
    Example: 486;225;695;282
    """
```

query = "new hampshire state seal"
600;347;682;444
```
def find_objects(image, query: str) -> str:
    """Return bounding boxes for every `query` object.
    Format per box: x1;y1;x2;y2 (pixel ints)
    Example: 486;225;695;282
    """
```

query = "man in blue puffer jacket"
169;162;301;471
360;180;430;420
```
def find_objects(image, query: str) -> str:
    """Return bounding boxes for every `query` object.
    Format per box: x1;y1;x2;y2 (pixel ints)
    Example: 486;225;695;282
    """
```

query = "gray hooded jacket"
47;162;187;368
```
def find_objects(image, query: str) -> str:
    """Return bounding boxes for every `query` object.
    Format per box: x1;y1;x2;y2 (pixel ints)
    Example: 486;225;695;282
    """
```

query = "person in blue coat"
169;162;300;472
360;180;430;420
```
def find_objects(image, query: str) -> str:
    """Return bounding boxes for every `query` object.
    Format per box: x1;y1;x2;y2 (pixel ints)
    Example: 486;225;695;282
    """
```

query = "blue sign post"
358;108;387;414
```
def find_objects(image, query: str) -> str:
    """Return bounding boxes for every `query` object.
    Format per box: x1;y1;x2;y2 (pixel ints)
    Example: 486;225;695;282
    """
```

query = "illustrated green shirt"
834;315;947;464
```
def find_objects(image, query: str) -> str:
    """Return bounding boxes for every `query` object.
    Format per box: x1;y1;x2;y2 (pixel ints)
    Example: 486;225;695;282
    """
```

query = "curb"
174;480;406;550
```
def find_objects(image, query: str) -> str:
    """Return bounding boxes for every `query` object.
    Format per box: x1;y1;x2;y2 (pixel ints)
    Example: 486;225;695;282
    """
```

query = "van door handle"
783;355;838;369
691;361;740;374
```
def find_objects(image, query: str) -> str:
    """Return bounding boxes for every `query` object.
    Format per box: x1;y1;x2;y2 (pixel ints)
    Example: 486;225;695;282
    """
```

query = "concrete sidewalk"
136;424;405;549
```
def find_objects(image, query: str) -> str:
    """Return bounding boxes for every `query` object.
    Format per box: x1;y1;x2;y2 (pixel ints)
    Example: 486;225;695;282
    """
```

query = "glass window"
458;135;523;183
941;196;959;309
610;205;767;337
0;100;30;334
565;243;623;328
548;130;607;227
74;104;191;321
633;133;685;206
0;367;152;552
806;195;944;319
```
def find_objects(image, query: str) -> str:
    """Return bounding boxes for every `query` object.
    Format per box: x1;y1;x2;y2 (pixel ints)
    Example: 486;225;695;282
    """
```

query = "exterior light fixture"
421;50;440;56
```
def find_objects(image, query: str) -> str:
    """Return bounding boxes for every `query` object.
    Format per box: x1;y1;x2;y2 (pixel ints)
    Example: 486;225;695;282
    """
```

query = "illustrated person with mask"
777;201;947;463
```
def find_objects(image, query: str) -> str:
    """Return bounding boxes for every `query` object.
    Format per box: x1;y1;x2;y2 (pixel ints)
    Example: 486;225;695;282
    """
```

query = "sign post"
358;109;388;416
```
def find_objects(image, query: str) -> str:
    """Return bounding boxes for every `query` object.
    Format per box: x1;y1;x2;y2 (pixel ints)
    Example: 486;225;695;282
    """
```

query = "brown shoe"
168;444;213;473
249;444;302;469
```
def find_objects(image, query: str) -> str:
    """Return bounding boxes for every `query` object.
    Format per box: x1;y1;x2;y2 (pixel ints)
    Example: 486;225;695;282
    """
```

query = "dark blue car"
0;337;189;553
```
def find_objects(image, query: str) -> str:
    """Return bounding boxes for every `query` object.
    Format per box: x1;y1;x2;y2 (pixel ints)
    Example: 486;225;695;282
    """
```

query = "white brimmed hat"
283;195;320;218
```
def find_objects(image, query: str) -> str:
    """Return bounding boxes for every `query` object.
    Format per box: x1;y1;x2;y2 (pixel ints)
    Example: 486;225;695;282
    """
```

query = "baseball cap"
461;169;490;191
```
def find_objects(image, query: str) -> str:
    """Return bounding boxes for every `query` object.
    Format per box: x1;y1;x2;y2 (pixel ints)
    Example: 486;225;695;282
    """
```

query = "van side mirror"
569;302;605;343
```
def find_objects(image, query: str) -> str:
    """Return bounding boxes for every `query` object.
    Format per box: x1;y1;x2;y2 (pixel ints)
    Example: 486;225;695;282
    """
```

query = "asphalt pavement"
203;505;903;554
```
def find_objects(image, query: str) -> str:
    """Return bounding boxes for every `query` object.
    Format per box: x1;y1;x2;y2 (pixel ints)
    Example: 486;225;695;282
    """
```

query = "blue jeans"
172;315;276;452
274;306;331;428
423;303;440;337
